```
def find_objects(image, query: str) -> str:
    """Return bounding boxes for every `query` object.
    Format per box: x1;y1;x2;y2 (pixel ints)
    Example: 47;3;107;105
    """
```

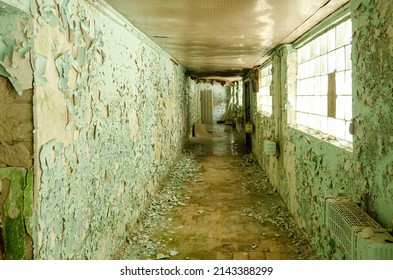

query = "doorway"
244;81;251;150
200;90;213;124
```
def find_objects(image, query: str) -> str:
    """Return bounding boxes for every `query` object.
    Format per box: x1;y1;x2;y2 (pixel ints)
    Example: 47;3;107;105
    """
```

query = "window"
296;18;352;143
257;63;272;115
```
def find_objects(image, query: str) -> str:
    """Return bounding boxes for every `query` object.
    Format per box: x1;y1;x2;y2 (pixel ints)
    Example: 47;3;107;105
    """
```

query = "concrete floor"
120;124;317;260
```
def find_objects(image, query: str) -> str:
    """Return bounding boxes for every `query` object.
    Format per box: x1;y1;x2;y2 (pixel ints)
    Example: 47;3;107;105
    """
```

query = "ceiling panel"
103;0;349;81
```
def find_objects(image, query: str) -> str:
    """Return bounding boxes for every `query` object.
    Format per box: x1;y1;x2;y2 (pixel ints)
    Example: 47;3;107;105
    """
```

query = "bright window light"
296;18;352;143
257;64;273;115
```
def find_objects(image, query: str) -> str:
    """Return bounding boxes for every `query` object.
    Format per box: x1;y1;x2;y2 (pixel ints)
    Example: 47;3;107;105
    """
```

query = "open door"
200;90;213;124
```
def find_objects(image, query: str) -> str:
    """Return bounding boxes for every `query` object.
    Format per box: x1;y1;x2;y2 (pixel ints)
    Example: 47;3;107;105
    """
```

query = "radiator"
325;198;393;259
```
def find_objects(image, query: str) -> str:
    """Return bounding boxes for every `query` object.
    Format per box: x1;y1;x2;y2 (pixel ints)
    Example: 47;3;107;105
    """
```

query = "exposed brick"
12;89;33;104
6;104;33;120
0;143;32;168
0;123;13;142
11;122;33;142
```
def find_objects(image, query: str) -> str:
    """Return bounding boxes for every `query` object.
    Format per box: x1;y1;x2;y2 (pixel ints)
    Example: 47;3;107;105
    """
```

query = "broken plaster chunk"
156;253;168;260
169;249;179;256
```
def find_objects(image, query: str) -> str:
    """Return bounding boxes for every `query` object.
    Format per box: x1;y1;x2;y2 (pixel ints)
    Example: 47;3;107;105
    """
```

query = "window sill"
289;124;353;152
255;111;272;118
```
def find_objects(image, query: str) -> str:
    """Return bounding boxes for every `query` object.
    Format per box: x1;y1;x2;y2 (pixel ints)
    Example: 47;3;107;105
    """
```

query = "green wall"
248;0;393;259
1;0;197;259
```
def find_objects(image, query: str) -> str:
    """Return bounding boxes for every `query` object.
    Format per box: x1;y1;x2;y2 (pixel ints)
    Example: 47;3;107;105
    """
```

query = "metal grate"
326;199;381;259
329;200;380;228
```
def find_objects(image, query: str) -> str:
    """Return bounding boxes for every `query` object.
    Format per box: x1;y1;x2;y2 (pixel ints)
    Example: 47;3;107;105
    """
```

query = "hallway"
2;0;393;261
119;124;317;260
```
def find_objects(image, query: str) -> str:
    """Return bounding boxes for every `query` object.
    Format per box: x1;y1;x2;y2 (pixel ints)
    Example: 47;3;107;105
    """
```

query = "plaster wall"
26;0;191;259
249;0;393;259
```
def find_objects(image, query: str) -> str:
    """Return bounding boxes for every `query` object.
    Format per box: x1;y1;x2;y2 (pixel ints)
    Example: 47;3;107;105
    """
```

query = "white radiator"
325;198;393;259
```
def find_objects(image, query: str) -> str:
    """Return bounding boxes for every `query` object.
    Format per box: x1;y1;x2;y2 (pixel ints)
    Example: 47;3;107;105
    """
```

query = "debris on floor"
118;151;316;260
118;124;317;260
118;152;202;259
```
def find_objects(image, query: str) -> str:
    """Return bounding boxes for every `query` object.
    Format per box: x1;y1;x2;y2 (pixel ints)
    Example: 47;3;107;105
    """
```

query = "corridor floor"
119;124;317;260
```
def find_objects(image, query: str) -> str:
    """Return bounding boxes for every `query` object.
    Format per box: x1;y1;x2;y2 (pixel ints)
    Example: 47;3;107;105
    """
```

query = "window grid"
296;19;352;143
257;64;272;115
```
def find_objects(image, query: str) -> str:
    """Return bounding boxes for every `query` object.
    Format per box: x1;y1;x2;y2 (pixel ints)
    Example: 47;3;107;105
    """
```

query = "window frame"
257;61;273;116
292;6;353;149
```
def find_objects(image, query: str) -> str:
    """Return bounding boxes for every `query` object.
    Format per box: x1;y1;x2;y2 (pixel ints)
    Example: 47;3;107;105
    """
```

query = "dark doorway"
244;81;251;150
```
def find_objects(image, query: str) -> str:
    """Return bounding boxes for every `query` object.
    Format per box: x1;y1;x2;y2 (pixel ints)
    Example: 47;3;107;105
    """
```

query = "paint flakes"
34;54;48;86
0;64;22;94
0;38;16;63
55;50;71;91
33;0;194;260
119;153;201;259
18;39;32;58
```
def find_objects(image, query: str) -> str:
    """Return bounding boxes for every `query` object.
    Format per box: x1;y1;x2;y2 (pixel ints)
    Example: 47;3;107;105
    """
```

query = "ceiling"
103;0;349;82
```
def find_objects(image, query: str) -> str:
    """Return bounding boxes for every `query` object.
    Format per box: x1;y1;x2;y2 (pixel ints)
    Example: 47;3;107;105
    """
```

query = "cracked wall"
29;0;192;259
249;0;393;259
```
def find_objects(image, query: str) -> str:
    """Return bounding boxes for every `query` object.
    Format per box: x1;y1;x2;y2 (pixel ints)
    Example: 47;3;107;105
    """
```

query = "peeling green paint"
0;167;27;259
351;0;393;228
0;64;22;93
0;38;16;63
0;1;32;95
31;0;194;259
0;0;30;14
248;1;393;259
55;50;71;91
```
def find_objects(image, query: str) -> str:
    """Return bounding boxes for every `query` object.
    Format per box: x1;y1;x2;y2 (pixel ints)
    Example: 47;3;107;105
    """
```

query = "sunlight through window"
296;19;352;143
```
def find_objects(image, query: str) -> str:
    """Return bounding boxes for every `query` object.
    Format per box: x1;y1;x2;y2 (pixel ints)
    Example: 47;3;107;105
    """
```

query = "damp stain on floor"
119;124;317;260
